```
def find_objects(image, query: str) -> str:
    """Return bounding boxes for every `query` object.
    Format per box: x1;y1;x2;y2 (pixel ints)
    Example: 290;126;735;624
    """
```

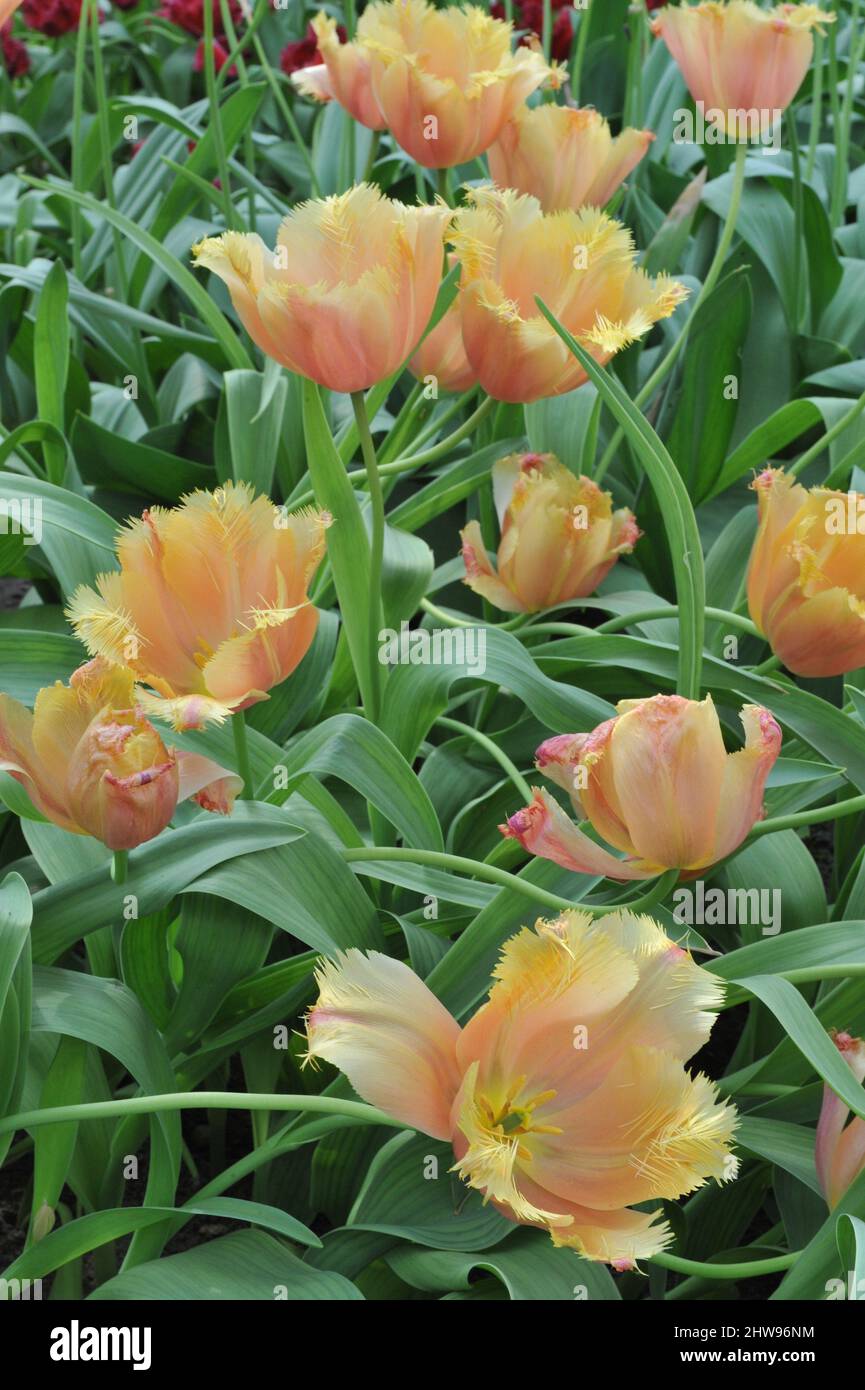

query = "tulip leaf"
386;1226;621;1301
0;473;117;596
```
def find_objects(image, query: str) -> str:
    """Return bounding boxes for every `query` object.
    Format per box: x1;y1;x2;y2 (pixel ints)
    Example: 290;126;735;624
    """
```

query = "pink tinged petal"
816;1031;865;1208
535;731;592;811
710;704;782;861
499;787;654;881
176;750;242;812
460;520;527;614
305;949;462;1141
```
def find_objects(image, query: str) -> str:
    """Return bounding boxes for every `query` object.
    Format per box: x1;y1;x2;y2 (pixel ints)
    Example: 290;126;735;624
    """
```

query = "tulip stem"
749;793;865;841
436;716;534;803
0;1093;402;1142
788;387;865;479
231;711;254;799
594;139;748;485
111;852;128;886
351;390;385;725
650;1249;799;1280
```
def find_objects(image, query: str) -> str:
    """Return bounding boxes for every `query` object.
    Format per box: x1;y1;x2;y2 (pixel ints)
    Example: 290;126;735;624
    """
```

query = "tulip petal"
176;750;242;813
306;949;462;1140
460;520;527;614
710;704;782;861
501;787;655;880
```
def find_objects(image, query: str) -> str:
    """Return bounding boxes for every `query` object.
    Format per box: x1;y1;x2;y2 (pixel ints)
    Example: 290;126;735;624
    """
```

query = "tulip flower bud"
65;704;179;852
747;469;865;677
461;453;639;613
291;12;386;131
816;1031;865;1210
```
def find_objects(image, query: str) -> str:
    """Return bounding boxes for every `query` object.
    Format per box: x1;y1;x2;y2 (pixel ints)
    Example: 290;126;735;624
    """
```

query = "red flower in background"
112;0;141;9
193;35;234;74
645;1;668;9
491;0;573;64
280;19;346;78
1;24;29;75
21;0;82;37
158;0;240;40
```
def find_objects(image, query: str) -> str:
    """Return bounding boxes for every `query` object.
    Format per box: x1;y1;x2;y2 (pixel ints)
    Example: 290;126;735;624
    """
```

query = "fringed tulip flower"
489;105;654;213
192;184;451;394
747;469;865;677
652;2;833;140
290;13;386;131
409;255;476;393
816;1031;865;1210
67;483;330;731
449;187;688;403
460;452;639;613
359;0;556;169
503;694;781;880
0;658;240;850
306;910;738;1266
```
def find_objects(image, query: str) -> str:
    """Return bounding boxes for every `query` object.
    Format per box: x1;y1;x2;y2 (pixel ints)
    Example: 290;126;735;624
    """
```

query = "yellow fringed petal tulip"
652;1;834;140
306;910;738;1267
747;469;865;677
460;452;639;613
291;13;387;131
449;187;688;403
0;659;240;850
503;694;781;879
816;1031;865;1211
489;105;654;213
193;184;451;394
359;0;556;169
66;483;330;731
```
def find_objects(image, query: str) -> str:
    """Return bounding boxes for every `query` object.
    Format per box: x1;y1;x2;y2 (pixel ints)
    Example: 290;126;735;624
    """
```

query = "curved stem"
595;140;748;485
231;710;254;798
0;1093;401;1141
351;390;385;724
789;387;865;479
595;605;761;638
437;715;533;802
749;793;865;841
750;653;782;677
650;1249;799;1280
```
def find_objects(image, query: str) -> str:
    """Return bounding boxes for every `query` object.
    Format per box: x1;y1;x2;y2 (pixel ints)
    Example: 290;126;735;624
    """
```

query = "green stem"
594;605;761;639
89;0;129;299
437;716;534;802
570;0;592;104
595;140;748;485
750;653;782;677
351;390;385;725
650;1250;799;1280
789;388;865;478
541;0;552;62
251;33;320;198
437;166;452;206
749;793;865;840
70;2;89;281
231;710;254;798
111;851;128;886
202;0;236;227
805;32;824;181
786;108;805;332
0;1092;400;1141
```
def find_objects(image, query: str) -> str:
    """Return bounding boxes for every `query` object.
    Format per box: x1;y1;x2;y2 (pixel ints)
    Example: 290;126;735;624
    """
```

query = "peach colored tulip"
66;484;330;731
0;659;240;851
306;909;738;1266
409;256;476;394
0;0;23;24
193;184;451;394
359;0;556;169
652;2;834;139
489;105;654;213
816;1031;865;1210
747;469;865;677
460;452;639;613
503;694;781;880
291;13;387;131
449;187;688;403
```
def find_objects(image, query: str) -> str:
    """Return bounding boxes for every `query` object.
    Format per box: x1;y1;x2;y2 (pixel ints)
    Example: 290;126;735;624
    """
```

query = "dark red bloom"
645;0;669;9
280;20;346;78
1;25;30;77
491;1;573;64
21;0;82;38
193;35;235;75
158;0;240;40
112;0;141;9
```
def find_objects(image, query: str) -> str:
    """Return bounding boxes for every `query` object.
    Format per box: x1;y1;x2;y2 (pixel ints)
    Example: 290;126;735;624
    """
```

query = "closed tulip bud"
816;1031;865;1210
449;187;688;403
489;105;654;213
503;694;781;879
460;452;639;613
193;184;451;395
0;659;240;851
291;13;386;131
747;469;865;677
306;910;737;1266
652;1;833;140
359;0;556;169
67;483;331;730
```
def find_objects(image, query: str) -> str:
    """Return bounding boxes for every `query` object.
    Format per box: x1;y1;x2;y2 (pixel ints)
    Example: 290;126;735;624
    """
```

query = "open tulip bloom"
306;910;738;1267
461;452;640;613
67;483;330;730
0;658;239;850
504;694;782;880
